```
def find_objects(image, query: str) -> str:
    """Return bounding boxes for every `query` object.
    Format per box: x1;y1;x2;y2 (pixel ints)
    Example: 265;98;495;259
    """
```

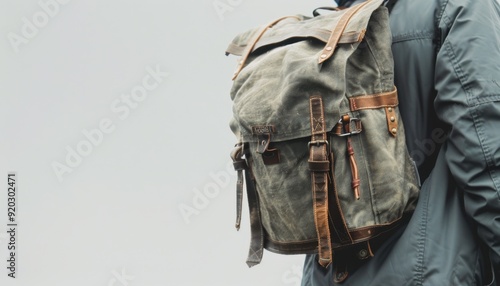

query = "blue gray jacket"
302;0;500;285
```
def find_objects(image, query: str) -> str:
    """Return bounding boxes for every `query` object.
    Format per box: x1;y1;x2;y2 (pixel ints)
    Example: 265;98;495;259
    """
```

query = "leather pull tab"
339;115;361;200
347;139;361;200
262;148;280;165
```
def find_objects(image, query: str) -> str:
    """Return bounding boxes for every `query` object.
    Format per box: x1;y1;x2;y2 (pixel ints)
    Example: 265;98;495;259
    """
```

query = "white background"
0;0;333;285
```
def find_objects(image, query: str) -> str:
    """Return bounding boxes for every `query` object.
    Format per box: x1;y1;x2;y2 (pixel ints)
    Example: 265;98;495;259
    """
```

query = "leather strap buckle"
308;139;330;149
335;116;362;137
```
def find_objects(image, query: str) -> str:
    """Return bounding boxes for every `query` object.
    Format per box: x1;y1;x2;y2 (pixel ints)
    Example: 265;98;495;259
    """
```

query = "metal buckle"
336;117;362;137
308;140;330;149
231;142;244;161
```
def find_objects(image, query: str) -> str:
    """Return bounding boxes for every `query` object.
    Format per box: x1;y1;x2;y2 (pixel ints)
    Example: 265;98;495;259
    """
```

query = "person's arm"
434;0;500;278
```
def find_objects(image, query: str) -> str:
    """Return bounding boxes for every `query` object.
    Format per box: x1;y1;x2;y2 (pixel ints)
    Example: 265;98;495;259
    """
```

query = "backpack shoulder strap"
231;16;301;80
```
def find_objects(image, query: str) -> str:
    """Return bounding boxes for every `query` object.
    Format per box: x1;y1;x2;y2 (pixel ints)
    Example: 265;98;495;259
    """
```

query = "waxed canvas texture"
228;3;420;253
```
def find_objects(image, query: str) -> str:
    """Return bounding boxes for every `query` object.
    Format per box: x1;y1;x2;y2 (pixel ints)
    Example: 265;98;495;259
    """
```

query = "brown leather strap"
232;15;301;80
347;138;361;200
341;115;361;200
244;163;264;267
385;106;398;137
225;29;366;57
308;95;333;267
318;1;371;64
349;213;410;242
231;144;265;267
230;144;246;230
348;88;398;111
349;88;399;136
264;237;318;254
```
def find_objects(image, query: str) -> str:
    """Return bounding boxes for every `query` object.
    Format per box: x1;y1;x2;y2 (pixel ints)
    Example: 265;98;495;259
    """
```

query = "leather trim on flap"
225;29;366;56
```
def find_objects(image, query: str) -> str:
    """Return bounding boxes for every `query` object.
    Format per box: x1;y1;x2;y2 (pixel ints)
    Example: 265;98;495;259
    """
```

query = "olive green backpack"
226;0;419;269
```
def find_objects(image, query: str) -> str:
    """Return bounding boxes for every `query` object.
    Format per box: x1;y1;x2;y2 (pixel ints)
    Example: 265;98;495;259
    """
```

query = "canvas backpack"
225;0;420;270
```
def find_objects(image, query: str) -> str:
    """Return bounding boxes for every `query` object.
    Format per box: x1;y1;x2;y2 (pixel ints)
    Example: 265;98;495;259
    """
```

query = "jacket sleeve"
433;0;500;275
